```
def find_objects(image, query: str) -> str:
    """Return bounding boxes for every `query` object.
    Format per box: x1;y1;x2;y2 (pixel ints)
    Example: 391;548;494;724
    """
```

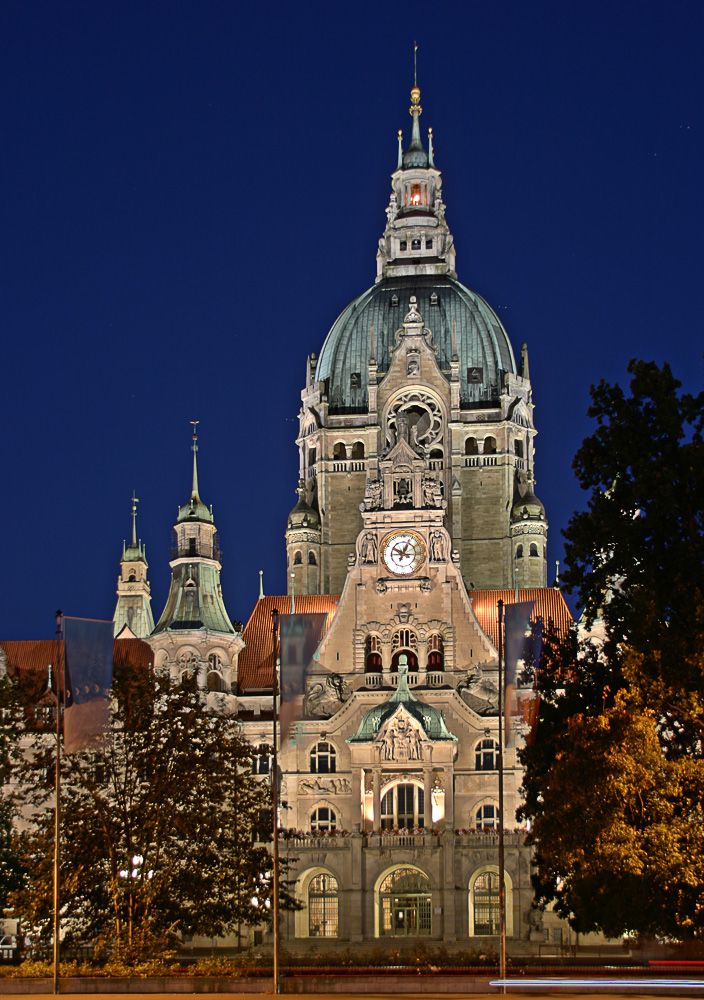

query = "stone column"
423;768;432;829
351;767;362;828
444;767;454;829
372;769;381;832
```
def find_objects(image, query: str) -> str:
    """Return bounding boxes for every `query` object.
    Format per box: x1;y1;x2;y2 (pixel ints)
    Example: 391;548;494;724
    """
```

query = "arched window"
252;744;271;775
516;544;523;559
475;738;499;771
465;437;478;455
310;741;336;774
128;573;136;582
333;442;346;460
529;543;539;557
293;550;303;565
476;803;500;831
427;634;444;669
351;442;365;459
378;867;432;937
380;783;424;830
391;630;418;671
207;671;226;692
469;867;514;937
483;436;497;454
308;873;338;937
311;806;336;833
208;652;223;671
472;871;500;935
308;551;317;565
429;448;443;468
365;635;382;673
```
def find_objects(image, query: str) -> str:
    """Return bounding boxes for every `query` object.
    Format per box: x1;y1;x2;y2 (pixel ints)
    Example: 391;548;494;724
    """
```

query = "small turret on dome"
348;660;457;743
287;479;320;530
511;485;546;523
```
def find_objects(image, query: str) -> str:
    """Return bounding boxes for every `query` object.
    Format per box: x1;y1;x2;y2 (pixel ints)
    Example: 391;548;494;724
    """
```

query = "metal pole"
52;610;62;995
497;599;506;993
271;609;280;995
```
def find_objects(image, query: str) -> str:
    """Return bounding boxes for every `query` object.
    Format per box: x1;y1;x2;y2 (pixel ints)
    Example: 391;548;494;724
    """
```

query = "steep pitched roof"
237;595;340;694
0;638;153;690
470;588;573;647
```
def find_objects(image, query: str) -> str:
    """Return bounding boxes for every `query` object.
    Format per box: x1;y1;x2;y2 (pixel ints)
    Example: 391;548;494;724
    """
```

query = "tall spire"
190;420;200;498
403;45;428;169
131;490;139;547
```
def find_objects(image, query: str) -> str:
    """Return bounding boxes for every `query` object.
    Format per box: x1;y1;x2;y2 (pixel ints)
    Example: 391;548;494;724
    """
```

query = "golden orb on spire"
410;84;421;106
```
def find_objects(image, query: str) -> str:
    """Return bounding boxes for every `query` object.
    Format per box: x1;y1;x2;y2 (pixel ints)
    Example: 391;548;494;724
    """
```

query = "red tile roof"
237;596;340;694
0;638;154;690
470;588;573;647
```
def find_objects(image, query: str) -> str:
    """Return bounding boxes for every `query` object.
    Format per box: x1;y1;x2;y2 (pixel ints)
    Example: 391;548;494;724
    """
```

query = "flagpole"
271;609;280;995
497;599;506;993
53;610;62;996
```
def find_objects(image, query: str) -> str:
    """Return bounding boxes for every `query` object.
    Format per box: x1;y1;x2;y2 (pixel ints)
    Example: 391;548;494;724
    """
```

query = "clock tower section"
306;295;496;694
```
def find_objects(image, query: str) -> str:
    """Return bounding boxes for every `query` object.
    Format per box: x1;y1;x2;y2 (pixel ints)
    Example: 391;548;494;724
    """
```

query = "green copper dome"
347;663;457;743
316;275;516;414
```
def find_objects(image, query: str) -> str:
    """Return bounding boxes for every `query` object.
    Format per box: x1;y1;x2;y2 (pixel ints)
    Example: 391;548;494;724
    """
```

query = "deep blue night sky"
2;0;702;639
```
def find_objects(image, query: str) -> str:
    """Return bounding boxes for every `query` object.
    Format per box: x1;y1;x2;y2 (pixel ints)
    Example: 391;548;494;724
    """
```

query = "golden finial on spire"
410;42;421;110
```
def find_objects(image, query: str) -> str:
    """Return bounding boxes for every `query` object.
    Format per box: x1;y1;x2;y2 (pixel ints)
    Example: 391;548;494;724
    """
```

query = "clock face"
382;531;425;576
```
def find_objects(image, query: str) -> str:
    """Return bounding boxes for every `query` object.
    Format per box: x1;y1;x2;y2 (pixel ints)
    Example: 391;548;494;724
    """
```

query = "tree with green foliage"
10;655;289;960
520;359;704;940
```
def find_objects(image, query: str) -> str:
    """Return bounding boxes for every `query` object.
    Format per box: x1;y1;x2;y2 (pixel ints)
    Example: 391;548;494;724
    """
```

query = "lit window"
475;738;499;771
476;803;500;831
472;871;500;935
309;873;338;937
411;238;421;251
380;783;424;830
310;741;336;774
379;867;431;937
311;806;337;832
411;184;421;205
252;745;271;775
427;634;444;669
365;635;382;673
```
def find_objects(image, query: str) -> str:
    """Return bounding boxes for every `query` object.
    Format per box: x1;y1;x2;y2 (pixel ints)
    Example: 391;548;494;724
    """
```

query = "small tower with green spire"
113;491;155;638
153;422;236;635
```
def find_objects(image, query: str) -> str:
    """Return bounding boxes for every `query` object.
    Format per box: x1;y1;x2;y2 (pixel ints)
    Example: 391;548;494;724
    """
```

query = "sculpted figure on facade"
429;530;445;562
360;478;383;512
360;532;378;564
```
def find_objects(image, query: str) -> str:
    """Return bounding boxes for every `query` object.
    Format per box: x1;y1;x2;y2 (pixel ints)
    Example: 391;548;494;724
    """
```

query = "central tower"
286;82;547;596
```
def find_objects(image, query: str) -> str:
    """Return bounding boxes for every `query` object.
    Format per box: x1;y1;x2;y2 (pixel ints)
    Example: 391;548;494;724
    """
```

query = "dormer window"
391;294;399;307
430;292;438;306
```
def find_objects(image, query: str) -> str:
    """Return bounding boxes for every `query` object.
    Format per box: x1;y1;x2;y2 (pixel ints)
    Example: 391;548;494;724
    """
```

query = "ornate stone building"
87;81;571;948
286;81;548;597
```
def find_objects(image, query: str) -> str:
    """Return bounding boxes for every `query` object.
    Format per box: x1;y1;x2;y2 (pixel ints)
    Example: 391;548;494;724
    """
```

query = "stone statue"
361;478;383;511
360;532;378;564
429;530;445;562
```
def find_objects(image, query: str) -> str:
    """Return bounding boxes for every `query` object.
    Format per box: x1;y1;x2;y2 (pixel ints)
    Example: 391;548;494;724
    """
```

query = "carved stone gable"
375;705;428;762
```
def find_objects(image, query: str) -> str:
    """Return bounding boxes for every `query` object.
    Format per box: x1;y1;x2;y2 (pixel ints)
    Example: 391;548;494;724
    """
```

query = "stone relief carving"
377;716;425;762
299;776;351;796
459;664;499;710
360;478;383;512
423;477;445;510
306;673;351;716
376;580;387;594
